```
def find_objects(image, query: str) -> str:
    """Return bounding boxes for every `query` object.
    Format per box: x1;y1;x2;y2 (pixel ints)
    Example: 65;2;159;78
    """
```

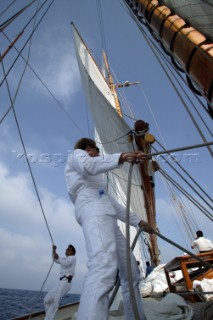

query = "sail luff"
124;0;213;117
70;23;116;107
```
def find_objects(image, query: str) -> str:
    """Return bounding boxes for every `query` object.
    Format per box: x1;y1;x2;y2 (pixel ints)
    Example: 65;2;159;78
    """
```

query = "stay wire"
106;139;212;187
0;0;37;121
156;139;213;203
147;141;213;158
0;0;54;88
0;0;17;17
161;175;198;245
96;0;108;58
0;11;83;134
13;113;54;244
0;16;54;247
1;3;55;317
0;0;37;30
159;168;213;221
152;144;213;210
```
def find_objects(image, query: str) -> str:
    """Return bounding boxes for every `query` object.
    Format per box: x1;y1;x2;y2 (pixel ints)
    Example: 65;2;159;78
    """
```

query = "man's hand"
119;152;147;164
138;220;154;233
52;245;59;260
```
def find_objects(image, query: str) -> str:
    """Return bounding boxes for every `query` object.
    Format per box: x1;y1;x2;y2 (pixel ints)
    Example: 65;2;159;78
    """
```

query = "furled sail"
164;0;213;41
124;0;213;117
72;23;159;264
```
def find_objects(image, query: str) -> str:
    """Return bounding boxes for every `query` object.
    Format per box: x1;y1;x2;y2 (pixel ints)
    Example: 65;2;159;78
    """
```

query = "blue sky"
0;0;212;296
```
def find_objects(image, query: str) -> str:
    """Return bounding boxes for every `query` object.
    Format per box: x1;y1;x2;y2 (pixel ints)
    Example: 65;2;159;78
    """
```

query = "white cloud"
0;121;21;154
0;161;87;293
24;28;80;102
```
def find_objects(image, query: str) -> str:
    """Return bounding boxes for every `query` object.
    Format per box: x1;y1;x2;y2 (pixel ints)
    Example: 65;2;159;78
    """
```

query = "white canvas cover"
164;0;213;41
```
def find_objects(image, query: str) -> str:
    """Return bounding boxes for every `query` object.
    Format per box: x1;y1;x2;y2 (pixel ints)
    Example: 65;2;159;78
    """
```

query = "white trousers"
44;279;72;320
75;192;146;320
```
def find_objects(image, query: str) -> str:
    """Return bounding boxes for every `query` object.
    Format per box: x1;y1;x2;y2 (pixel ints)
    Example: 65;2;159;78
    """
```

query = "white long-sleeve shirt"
54;255;76;278
191;237;213;252
65;149;121;201
65;149;140;227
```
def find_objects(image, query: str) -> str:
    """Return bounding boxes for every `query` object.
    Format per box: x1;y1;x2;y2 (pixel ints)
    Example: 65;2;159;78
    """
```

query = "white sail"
95;129;144;264
72;24;150;258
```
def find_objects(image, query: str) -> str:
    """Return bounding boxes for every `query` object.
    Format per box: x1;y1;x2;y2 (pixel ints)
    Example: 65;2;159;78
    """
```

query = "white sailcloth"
72;24;149;261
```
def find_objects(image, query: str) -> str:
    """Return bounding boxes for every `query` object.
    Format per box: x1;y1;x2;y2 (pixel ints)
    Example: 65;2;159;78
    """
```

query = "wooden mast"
102;51;160;265
125;0;213;118
134;120;160;266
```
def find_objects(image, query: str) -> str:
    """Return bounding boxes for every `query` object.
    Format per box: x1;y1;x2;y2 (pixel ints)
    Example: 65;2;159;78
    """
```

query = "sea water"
0;287;80;320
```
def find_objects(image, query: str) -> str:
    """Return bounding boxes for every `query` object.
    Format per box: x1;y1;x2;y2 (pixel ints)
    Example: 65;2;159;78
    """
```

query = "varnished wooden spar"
125;0;213;116
133;120;160;266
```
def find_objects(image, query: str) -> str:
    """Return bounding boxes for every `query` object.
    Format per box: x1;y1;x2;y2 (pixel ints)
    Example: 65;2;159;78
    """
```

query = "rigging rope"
125;163;140;319
96;0;108;58
147;141;213;157
0;0;55;243
0;6;83;133
0;0;16;18
161;175;198;246
0;0;53;88
152;144;213;210
156;139;213;203
0;12;54;247
159;168;213;221
0;0;37;30
0;4;62;316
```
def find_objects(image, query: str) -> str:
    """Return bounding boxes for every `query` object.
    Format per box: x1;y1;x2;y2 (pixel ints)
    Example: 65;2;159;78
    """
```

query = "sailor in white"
65;137;153;320
191;230;213;253
44;244;76;320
